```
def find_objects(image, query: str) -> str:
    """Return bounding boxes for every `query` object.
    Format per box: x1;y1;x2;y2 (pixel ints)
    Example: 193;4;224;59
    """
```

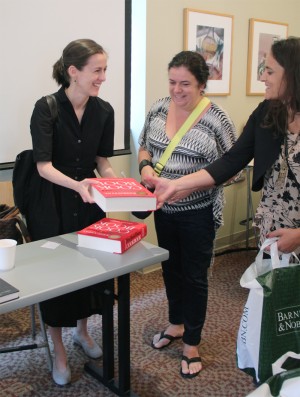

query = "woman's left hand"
267;228;300;253
77;179;96;203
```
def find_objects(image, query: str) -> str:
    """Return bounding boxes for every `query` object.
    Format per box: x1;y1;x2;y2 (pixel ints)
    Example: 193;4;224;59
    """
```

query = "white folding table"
0;233;169;396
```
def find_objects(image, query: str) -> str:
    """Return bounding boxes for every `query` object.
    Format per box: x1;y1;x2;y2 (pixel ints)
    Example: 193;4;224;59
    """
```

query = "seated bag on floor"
246;352;300;397
236;238;300;384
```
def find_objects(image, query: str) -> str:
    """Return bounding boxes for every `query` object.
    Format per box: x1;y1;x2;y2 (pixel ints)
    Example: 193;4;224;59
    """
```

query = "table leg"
84;279;115;386
102;279;115;380
84;275;138;396
117;273;130;393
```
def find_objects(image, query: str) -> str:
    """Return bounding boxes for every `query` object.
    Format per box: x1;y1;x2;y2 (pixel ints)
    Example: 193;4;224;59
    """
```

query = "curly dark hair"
168;51;209;89
263;37;300;136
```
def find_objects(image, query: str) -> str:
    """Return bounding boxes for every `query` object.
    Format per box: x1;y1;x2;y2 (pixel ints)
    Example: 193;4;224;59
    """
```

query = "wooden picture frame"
246;18;288;96
184;8;233;96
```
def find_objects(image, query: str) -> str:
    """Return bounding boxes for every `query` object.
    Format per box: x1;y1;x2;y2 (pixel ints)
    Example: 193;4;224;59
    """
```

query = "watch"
139;159;153;174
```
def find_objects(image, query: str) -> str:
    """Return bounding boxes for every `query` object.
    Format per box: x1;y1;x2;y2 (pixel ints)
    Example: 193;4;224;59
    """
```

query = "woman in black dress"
27;39;116;385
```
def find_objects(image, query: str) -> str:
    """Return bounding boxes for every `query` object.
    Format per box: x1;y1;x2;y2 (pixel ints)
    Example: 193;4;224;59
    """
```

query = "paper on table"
41;241;61;250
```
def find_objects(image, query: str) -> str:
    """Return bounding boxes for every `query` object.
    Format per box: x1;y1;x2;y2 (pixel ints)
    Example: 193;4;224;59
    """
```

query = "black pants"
154;206;215;346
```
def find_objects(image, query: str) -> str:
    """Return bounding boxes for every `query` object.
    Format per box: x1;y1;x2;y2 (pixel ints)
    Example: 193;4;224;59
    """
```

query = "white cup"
0;239;17;271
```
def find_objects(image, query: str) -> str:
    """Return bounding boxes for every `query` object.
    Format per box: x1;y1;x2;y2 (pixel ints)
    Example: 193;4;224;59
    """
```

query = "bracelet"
139;159;153;174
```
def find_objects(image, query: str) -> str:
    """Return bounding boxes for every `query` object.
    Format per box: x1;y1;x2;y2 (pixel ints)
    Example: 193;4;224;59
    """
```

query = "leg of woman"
76;318;94;347
49;326;67;371
152;210;184;348
179;207;215;377
49;326;71;385
73;318;102;359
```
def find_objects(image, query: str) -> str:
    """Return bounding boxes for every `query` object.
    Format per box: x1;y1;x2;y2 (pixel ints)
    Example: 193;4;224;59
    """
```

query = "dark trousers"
154;206;215;346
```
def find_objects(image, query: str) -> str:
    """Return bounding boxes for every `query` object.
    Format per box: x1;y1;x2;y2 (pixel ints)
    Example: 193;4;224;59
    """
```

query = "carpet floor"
0;249;258;397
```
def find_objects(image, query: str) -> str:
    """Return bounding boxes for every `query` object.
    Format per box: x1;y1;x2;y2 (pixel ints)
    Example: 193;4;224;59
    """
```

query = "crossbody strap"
154;97;211;176
46;94;58;124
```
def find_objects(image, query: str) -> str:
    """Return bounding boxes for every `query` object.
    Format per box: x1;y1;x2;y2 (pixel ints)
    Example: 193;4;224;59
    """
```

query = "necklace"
276;133;299;188
277;157;288;187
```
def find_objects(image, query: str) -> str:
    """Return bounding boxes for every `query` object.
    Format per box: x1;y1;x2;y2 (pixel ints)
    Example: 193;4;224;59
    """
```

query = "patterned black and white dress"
254;131;300;251
138;96;238;228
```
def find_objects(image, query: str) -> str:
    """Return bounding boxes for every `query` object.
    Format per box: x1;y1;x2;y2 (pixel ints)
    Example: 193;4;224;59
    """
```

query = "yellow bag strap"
154;97;211;176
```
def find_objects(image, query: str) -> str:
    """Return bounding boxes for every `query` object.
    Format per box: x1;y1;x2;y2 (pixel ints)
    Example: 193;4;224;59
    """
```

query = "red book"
89;178;157;212
77;217;147;254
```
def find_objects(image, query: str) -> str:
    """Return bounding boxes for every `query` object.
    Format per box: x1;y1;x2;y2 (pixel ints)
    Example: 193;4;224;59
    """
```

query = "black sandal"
151;331;182;350
180;355;202;379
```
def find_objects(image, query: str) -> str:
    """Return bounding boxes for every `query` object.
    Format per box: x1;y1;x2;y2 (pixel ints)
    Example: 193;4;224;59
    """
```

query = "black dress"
27;87;115;326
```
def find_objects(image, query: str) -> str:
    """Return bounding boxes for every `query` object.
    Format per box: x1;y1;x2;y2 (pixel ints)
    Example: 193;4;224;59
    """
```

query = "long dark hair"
52;39;106;88
263;37;300;136
168;51;209;89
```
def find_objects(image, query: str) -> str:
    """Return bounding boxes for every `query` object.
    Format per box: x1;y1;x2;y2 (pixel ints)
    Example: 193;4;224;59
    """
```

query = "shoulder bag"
12;95;58;215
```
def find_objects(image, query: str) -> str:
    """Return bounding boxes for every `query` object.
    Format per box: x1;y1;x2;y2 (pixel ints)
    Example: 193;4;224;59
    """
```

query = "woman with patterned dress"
27;39;117;385
137;51;238;378
147;37;300;255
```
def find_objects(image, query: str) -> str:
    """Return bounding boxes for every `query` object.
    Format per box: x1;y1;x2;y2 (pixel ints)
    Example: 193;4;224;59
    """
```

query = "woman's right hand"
141;167;157;190
267;228;300;253
145;175;177;209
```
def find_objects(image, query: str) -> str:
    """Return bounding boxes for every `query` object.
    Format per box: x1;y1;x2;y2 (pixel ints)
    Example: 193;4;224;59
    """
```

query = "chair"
0;304;52;371
0;200;52;370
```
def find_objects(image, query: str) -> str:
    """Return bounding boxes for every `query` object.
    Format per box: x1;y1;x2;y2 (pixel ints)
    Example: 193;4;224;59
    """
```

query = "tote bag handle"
258;238;299;270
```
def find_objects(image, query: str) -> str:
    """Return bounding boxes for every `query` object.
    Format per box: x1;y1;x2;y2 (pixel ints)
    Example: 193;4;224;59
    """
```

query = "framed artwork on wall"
184;8;233;96
246;18;288;96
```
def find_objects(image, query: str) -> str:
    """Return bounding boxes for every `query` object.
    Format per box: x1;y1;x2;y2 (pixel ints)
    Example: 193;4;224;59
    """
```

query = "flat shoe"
180;355;202;379
73;331;103;359
52;362;71;386
151;331;182;350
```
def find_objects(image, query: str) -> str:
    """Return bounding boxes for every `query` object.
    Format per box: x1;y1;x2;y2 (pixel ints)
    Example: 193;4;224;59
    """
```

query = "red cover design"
89;177;157;212
90;178;155;198
77;218;147;254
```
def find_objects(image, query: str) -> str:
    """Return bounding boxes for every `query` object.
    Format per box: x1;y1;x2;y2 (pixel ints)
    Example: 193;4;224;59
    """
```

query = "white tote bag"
236;238;300;383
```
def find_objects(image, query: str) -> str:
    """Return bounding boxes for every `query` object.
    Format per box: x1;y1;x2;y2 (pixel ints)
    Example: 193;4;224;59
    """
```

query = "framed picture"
246;18;288;95
184;8;233;96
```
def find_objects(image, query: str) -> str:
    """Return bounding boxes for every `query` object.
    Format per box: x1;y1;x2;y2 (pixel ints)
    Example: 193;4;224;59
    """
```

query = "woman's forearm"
145;168;217;208
37;161;80;191
37;161;96;203
174;169;216;192
95;156;116;178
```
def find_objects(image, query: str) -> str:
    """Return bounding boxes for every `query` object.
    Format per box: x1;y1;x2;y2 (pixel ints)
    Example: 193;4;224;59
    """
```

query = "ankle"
167;324;184;336
183;343;199;358
54;354;68;370
75;327;89;339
